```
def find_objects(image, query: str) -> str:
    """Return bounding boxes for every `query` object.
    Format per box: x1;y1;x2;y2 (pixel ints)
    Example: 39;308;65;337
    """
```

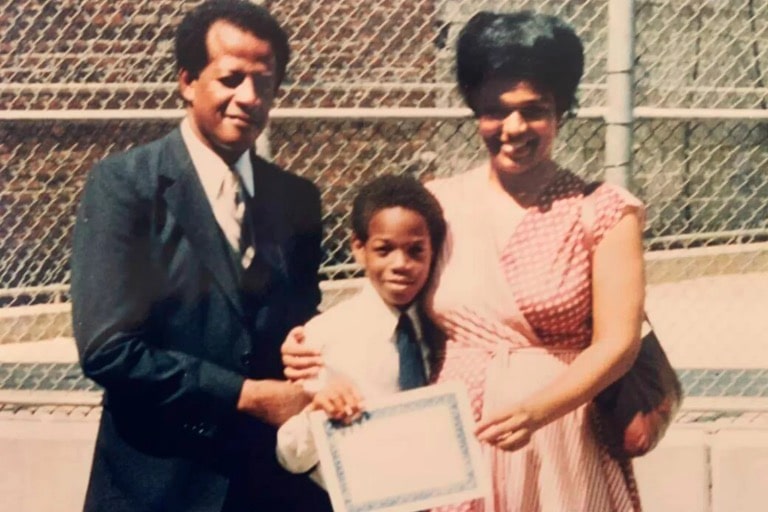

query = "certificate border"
310;382;488;512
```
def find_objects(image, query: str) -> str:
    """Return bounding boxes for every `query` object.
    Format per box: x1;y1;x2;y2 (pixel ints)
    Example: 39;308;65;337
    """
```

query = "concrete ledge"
2;243;765;344
318;277;365;311
646;242;768;284
0;390;101;406
0;337;78;362
0;280;367;345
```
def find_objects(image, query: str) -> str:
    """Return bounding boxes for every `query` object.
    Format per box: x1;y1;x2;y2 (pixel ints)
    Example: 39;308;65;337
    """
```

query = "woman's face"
474;79;560;178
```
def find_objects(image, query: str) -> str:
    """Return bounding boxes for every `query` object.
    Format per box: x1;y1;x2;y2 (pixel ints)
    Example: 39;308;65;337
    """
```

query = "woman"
425;11;644;511
284;11;645;512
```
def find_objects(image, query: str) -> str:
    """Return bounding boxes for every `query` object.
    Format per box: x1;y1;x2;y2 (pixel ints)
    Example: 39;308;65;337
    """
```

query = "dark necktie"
396;312;427;391
227;167;255;268
237;183;256;269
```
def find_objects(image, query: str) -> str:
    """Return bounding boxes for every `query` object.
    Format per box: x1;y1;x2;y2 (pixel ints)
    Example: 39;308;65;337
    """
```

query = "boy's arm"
276;408;320;474
276;374;365;474
276;321;325;473
276;375;364;473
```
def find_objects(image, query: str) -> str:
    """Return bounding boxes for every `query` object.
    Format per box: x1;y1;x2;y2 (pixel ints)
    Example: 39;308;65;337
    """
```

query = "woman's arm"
476;211;645;450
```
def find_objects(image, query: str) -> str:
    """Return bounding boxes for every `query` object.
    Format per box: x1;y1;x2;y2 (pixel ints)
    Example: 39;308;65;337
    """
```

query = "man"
70;1;332;510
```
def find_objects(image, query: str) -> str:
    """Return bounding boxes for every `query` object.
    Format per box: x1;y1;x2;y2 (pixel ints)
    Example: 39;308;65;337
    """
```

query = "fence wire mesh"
635;0;768;110
271;116;606;274
0;0;609;110
1;0;767;408
1;0;183;110
637;119;768;245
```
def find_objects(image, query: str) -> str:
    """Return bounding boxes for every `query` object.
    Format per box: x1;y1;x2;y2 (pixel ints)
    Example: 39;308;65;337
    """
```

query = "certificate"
308;382;489;512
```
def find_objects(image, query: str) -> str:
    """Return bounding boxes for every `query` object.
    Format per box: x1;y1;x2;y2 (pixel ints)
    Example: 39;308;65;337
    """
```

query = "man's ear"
351;236;366;268
178;69;195;104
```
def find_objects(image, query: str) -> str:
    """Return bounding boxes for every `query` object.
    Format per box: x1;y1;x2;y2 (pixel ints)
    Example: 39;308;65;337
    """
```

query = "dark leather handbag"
581;183;683;458
592;317;683;458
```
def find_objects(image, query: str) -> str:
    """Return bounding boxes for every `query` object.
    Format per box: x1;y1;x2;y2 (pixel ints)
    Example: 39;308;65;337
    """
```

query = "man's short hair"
175;0;290;85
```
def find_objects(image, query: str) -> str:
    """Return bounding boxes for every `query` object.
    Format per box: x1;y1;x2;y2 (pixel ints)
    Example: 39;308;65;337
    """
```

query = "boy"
276;174;446;485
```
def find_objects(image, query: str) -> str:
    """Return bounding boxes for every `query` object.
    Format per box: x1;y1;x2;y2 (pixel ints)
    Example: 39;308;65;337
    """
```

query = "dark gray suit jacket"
71;128;331;512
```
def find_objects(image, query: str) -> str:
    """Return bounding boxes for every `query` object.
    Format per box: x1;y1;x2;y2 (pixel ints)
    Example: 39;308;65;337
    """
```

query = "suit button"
241;351;253;367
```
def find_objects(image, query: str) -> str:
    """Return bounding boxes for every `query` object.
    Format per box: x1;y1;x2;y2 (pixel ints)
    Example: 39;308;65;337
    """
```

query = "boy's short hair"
351;175;446;257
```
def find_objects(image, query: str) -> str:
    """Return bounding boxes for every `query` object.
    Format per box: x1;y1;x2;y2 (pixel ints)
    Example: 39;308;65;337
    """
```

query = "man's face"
179;20;277;163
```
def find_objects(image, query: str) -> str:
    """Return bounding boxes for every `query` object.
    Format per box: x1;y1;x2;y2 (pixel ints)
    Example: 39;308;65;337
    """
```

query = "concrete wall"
3;411;768;512
0;409;97;512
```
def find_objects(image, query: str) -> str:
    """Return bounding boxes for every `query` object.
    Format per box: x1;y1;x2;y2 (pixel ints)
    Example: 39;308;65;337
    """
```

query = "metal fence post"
604;0;635;189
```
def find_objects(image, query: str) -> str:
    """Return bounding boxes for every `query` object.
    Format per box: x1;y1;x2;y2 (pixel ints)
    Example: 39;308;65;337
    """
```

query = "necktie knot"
396;312;427;391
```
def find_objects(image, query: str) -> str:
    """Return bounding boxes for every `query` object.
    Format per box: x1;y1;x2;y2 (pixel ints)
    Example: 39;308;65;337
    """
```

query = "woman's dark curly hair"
456;11;584;117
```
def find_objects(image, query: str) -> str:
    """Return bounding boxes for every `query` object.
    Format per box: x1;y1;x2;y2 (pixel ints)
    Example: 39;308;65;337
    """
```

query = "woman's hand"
310;374;365;424
281;326;323;381
475;403;543;452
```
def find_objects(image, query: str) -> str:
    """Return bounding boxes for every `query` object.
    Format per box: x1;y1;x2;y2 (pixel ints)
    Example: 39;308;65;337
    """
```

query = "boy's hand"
281;326;324;381
310;374;365;424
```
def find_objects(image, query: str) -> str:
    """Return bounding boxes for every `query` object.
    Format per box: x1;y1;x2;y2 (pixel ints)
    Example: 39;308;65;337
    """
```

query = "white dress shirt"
276;283;430;486
180;118;255;204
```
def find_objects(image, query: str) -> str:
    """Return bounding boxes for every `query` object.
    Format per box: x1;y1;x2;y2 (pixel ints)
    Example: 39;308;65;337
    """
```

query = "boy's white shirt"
275;282;430;486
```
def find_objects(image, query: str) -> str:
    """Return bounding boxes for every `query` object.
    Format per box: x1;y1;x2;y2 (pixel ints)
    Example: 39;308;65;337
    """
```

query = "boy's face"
352;207;433;309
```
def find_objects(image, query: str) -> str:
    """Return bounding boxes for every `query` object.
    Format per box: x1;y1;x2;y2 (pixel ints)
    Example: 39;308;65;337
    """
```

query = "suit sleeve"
70;160;244;432
289;178;323;322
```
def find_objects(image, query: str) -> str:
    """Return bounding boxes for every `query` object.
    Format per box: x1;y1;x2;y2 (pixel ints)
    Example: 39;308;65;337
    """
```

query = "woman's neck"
488;160;559;208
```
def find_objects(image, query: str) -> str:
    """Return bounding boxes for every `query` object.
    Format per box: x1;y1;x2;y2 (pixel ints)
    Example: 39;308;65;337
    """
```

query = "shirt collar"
357;282;423;341
180;118;254;200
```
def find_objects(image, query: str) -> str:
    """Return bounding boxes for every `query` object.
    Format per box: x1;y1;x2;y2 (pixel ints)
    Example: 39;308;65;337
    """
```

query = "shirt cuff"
276;408;320;474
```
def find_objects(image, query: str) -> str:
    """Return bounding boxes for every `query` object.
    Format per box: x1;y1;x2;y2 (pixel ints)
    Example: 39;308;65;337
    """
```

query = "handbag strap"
580;182;653;329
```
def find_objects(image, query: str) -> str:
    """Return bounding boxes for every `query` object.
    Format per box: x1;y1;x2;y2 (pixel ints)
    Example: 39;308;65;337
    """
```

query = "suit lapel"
159;129;246;320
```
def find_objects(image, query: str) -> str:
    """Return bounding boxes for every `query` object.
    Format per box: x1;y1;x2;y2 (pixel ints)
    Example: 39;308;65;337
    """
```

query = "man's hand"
237;379;312;427
281;326;323;381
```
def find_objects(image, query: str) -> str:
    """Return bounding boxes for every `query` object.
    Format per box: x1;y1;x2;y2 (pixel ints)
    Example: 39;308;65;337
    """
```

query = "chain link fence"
1;0;767;404
635;0;767;110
